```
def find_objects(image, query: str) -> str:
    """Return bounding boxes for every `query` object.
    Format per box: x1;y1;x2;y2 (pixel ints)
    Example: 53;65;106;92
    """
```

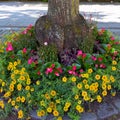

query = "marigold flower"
74;95;79;100
45;93;50;100
82;91;87;97
17;84;22;91
11;100;15;106
62;77;67;82
50;90;56;97
102;90;107;96
57;116;63;120
53;110;59;117
77;83;82;89
88;69;93;74
25;86;30;91
47;107;52;113
112;60;117;65
0;100;4;109
95;74;101;80
76;105;84;113
21;96;25;103
63;107;68;112
112;66;117;71
18;110;23;119
65;102;71;108
97;95;102;103
71;76;76;82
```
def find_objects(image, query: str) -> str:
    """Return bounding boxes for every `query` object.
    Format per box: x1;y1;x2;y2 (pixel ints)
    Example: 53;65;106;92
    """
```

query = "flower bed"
0;25;120;120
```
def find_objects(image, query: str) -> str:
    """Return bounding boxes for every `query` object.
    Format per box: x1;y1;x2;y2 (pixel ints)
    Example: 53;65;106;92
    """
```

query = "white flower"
44;42;48;46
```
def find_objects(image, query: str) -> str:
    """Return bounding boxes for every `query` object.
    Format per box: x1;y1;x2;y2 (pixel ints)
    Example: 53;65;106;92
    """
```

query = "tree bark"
35;0;94;53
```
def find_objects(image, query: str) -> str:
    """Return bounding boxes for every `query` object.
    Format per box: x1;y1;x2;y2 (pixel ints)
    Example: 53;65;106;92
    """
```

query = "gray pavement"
0;1;120;37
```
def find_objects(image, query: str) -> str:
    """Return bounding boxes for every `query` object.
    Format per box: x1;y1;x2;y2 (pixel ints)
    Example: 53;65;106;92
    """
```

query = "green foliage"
0;25;120;120
38;43;58;63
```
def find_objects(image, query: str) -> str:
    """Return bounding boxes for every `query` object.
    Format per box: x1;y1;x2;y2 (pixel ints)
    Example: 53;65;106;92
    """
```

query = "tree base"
35;14;95;53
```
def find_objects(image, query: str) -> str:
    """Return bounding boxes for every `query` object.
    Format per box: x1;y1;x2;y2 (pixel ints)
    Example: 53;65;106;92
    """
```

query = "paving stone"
81;112;97;120
113;98;120;112
97;102;119;119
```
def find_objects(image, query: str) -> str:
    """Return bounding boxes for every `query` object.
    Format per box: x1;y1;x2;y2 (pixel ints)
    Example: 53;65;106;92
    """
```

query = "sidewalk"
0;1;120;37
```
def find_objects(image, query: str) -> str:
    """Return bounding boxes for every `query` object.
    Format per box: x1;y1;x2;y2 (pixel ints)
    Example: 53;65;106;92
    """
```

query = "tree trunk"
35;0;94;53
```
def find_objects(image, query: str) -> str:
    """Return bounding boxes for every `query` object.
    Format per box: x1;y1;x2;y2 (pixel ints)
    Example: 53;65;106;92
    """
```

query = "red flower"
98;57;103;62
6;42;14;52
28;58;33;64
22;48;27;54
91;56;97;61
45;68;53;74
72;66;76;71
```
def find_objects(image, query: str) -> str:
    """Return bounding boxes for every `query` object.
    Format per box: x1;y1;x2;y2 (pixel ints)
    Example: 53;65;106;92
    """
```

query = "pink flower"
28;58;33;64
22;48;27;54
110;36;115;41
91;56;97;61
80;69;84;73
27;24;32;30
95;64;99;68
6;42;14;52
68;70;73;74
45;68;53;74
22;30;27;34
77;50;83;56
72;66;76;71
54;72;59;76
100;64;106;69
51;64;55;68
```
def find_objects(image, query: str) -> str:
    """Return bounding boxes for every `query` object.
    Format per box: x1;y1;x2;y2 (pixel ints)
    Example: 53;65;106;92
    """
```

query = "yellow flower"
112;66;117;71
11;74;15;80
82;79;88;84
9;84;14;91
53;110;59;117
83;96;90;101
4;91;11;98
40;101;45;106
78;100;82;104
0;100;4;109
30;88;34;92
17;84;22;91
77;83;82;89
50;90;56;97
88;68;93;74
85;84;89;89
8;98;12;103
74;94;79;100
15;105;19;110
95;74;101;80
0;88;3;93
26;79;31;85
112;60;117;65
36;80;40;85
14;70;19;74
25;86;30;91
102;75;108;81
62;77;67;82
19;76;25;81
11;100;15;106
82;91;87;97
63;107;68;112
110;75;115;82
102;90;107;96
65;102;71;108
2;82;5;87
16;96;21;102
45;93;50;100
57;116;62;120
47;107;52;113
111;91;116;96
97;95;102;103
71;76;76;82
102;83;107;90
18;110;23;119
21;96;25;103
14;61;18;66
107;85;111;90
37;110;45;117
56;99;60;104
76;105;84;113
